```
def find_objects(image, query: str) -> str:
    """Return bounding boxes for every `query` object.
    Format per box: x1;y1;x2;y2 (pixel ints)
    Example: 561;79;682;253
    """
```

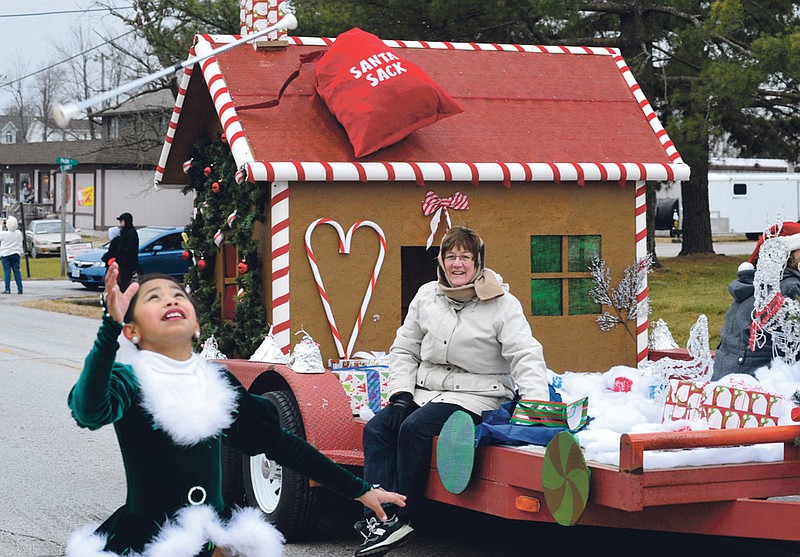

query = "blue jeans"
1;254;22;293
362;401;478;520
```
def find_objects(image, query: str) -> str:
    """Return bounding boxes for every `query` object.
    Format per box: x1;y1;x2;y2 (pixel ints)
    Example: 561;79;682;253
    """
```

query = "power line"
2;29;138;88
0;7;132;18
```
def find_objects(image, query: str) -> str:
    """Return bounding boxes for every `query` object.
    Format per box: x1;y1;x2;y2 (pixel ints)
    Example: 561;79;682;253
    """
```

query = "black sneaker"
354;516;379;540
354;515;414;557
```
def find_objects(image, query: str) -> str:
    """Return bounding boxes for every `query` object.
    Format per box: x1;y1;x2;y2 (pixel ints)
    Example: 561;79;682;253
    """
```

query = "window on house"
108;118;119;139
4;130;14;143
530;235;602;316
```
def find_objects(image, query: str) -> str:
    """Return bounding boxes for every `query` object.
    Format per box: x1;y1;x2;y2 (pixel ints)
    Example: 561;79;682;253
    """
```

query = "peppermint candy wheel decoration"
542;430;591;526
304;218;386;359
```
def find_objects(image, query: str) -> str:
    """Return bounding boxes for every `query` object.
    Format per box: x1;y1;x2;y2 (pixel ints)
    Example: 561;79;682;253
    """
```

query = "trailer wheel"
746;232;761;240
243;390;323;540
220;444;245;507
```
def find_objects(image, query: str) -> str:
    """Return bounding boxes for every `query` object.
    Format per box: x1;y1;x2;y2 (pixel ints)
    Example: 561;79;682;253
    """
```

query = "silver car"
25;219;83;258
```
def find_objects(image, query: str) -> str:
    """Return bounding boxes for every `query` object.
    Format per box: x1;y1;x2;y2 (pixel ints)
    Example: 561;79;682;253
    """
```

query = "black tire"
242;390;323;541
746;232;761;241
220;444;245;507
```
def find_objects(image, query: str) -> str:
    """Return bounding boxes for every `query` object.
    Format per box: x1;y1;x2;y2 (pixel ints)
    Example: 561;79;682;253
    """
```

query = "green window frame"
530;235;602;316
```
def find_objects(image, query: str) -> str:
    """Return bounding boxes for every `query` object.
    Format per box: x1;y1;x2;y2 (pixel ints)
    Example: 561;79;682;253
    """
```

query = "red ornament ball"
221;133;228;144
237;260;249;274
203;166;212;176
197;258;207;271
211;181;220;193
181;250;191;261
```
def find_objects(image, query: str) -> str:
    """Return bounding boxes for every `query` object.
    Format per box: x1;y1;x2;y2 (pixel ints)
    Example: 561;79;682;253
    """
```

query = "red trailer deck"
223;360;800;542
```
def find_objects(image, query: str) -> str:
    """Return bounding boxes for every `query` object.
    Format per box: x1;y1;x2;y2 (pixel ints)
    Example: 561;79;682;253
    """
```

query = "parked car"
25;219;83;258
68;226;190;290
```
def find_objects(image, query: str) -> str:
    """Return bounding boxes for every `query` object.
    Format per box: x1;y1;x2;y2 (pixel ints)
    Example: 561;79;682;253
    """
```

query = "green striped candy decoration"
542;430;591;526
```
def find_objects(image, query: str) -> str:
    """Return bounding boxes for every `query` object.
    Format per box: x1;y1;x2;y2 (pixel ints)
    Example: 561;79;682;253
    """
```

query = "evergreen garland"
182;134;270;358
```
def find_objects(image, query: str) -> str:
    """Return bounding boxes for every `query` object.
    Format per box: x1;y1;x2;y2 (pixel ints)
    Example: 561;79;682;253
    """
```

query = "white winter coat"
0;217;24;257
388;276;549;415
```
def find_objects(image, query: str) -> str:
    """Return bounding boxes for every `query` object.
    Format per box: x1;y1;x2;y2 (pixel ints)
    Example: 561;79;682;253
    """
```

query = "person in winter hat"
356;226;549;557
712;221;800;379
66;265;406;557
109;213;139;291
0;216;24;294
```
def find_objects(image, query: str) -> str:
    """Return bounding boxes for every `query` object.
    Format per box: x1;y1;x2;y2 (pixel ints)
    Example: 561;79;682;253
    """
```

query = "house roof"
97;89;175;116
0;139;160;167
156;36;690;188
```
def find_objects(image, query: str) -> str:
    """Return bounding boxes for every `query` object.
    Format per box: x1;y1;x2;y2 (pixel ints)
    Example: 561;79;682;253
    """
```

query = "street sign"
56;157;78;170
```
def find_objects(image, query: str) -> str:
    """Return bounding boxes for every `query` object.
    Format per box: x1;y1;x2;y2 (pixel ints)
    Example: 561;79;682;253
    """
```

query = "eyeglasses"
444;253;474;263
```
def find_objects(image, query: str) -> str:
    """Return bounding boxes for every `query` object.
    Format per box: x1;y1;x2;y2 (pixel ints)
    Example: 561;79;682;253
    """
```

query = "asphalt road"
2;280;800;557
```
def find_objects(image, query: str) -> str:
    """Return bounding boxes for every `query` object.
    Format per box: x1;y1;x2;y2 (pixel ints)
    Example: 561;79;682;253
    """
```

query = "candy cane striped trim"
243;161;689;184
284;36;620;55
270;181;291;354
610;54;683;165
194;39;254;164
154;49;196;186
634;181;649;365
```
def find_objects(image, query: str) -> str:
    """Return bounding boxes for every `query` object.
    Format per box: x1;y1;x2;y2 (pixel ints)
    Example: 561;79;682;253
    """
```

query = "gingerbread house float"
155;2;690;372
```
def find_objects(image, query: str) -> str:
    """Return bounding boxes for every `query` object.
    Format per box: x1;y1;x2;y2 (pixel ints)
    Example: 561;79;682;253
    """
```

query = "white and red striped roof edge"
154;35;690;187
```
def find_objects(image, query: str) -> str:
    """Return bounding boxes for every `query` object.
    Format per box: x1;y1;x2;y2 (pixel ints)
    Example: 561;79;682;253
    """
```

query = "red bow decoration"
421;191;469;248
749;292;785;352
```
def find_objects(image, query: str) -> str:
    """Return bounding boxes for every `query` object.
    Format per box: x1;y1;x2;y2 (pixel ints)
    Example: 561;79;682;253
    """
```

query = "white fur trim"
125;350;239;445
65;524;117;557
66;506;284;557
738;261;755;272
784;233;800;253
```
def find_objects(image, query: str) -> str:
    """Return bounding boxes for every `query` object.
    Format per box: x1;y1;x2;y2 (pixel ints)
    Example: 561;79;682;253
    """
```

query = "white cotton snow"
551;359;796;470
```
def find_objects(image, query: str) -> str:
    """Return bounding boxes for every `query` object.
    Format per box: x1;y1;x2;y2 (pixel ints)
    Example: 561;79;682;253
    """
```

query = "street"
2;283;800;556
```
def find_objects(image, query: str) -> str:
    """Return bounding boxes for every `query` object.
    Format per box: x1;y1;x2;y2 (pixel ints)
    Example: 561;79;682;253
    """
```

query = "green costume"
66;316;370;557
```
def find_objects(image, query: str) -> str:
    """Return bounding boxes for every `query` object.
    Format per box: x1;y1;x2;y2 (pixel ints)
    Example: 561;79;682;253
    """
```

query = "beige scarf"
438;266;505;301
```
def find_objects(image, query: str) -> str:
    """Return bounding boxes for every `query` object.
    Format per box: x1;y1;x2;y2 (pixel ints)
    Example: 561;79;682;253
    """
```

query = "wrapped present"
329;358;388;370
701;384;783;429
510;398;589;431
332;366;390;415
662;378;707;422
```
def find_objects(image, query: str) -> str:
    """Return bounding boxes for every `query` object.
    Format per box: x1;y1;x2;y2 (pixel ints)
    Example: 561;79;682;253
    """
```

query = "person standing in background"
0;216;24;294
112;213;139;291
101;226;122;270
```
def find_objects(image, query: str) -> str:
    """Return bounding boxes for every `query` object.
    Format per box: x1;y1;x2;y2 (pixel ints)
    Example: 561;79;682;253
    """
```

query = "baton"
51;13;298;128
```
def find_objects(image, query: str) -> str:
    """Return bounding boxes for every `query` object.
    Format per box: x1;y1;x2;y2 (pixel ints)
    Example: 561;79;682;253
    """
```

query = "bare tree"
3;55;33;142
33;67;65;141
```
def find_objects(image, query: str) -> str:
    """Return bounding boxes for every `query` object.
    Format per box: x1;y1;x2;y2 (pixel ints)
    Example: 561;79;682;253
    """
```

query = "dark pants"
362;402;478;520
1;253;22;293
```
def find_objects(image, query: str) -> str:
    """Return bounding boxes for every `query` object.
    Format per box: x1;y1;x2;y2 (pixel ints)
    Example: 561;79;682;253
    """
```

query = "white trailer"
707;172;800;239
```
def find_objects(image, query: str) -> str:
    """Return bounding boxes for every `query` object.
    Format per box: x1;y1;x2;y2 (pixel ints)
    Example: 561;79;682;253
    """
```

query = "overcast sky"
0;0;130;109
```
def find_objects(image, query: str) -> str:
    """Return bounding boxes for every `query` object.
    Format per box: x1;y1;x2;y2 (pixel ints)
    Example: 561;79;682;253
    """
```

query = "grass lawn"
17;255;70;280
648;254;742;350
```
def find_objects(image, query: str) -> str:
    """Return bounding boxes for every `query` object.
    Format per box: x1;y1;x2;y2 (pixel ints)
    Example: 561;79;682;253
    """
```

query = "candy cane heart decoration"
304;218;387;359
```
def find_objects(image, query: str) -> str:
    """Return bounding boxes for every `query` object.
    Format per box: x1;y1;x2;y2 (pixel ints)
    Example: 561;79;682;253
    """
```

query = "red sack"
315;28;463;157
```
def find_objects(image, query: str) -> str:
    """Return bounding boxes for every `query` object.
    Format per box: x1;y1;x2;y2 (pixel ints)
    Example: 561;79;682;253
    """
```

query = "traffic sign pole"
55;158;78;275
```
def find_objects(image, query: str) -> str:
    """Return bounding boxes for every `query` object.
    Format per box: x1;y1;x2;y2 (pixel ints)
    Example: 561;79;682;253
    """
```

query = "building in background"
0;89;193;232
